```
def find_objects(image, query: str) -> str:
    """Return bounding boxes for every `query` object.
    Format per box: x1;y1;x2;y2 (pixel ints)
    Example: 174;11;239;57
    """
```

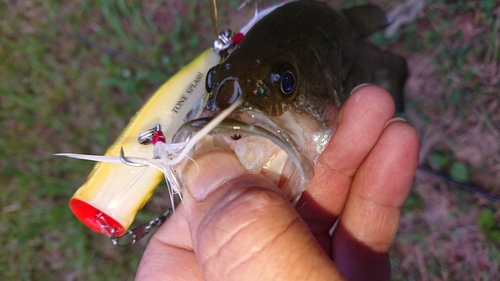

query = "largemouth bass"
173;0;408;203
57;0;408;239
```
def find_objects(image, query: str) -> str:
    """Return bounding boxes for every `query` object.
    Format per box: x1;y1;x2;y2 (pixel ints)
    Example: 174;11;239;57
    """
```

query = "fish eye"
205;66;217;93
280;71;295;94
275;63;297;97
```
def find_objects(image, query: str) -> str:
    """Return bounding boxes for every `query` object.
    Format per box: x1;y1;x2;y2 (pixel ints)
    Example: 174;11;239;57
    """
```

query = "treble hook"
119;147;147;167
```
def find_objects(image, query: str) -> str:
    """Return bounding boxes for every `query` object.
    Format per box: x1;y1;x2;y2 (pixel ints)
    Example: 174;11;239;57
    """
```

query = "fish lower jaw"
177;134;306;203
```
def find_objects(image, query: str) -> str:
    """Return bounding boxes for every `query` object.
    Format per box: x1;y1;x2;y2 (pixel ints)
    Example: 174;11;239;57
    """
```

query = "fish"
57;0;408;239
172;0;408;204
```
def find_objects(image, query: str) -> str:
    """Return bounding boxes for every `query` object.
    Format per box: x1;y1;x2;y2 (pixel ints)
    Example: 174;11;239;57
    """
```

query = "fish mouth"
172;109;315;204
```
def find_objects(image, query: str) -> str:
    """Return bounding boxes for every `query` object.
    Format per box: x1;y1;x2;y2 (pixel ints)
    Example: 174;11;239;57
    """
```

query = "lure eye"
205;66;217;93
280;71;295;94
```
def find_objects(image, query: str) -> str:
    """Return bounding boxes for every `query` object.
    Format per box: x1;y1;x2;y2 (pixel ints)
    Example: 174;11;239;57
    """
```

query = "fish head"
205;43;300;117
172;1;363;203
175;44;338;203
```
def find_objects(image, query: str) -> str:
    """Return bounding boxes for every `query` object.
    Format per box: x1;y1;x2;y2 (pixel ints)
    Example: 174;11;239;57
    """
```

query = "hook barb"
120;147;147;167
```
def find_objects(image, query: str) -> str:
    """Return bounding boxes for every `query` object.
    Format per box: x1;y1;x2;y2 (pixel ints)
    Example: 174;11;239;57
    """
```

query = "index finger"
296;85;396;239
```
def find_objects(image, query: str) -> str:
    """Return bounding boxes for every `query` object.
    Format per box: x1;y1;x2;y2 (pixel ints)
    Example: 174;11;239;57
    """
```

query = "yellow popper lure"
59;50;221;239
56;2;284;244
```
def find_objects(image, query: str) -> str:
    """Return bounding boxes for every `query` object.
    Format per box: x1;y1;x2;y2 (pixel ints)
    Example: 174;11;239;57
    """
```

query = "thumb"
181;148;344;281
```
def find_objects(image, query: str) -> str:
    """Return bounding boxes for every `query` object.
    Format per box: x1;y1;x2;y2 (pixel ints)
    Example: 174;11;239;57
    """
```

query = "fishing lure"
56;50;220;240
57;2;286;245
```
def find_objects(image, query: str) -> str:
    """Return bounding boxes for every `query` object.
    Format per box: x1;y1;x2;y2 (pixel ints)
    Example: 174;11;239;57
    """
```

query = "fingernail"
384;117;407;128
349;83;372;95
182;149;246;200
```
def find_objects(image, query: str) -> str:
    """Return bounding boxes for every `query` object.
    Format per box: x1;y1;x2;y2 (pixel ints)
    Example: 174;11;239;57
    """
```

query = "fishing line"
417;166;500;202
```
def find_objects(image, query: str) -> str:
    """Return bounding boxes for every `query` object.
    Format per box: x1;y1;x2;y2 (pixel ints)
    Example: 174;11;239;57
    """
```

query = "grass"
381;2;500;279
1;1;213;279
1;0;499;280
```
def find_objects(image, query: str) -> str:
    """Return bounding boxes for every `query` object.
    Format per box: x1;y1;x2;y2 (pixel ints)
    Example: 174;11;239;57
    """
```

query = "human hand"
135;85;420;281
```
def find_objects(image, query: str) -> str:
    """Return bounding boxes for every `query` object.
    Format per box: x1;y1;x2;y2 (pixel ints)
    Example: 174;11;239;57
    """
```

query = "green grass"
1;0;500;280
1;1;214;279
383;1;500;279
